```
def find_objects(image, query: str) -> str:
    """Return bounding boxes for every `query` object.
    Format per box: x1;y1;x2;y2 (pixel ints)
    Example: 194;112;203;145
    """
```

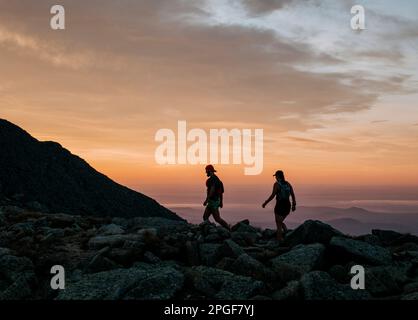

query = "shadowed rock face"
0;119;180;220
1;209;418;301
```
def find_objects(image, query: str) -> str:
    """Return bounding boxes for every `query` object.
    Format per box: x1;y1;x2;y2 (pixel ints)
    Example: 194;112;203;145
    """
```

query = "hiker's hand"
262;202;266;208
220;202;223;208
203;200;208;206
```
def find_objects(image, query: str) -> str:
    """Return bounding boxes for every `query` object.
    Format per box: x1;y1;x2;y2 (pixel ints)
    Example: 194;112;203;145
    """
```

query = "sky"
0;0;417;207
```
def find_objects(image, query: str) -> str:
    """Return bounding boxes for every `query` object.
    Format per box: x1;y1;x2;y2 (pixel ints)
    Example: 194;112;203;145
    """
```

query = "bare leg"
203;207;212;222
282;221;288;235
212;209;230;230
275;214;285;241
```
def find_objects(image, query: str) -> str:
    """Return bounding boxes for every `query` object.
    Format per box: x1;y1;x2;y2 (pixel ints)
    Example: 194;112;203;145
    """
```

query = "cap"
205;165;217;172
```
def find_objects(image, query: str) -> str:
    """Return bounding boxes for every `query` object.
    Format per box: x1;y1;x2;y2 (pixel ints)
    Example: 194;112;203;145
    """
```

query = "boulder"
216;239;245;259
107;247;144;266
186;266;264;300
98;224;125;236
231;253;275;282
57;265;184;300
0;272;35;300
39;227;66;244
271;280;301;300
283;220;344;247
158;243;181;260
123;266;184;300
216;257;235;271
199;243;222;266
143;251;161;264
401;292;418;300
355;234;382;247
46;214;79;229
403;281;418;294
372;230;404;246
380;262;413;285
330;236;392;266
88;234;143;250
269;262;302;285
85;246;120;273
301;271;371;300
9;222;35;237
271;243;325;274
328;265;349;283
0;254;35;300
85;254;120;274
365;266;402;297
231;232;257;247
185;241;200;266
231;220;259;234
137;228;160;247
199;221;217;236
205;233;223;243
0;254;34;282
243;246;279;261
262;229;277;240
0;247;15;257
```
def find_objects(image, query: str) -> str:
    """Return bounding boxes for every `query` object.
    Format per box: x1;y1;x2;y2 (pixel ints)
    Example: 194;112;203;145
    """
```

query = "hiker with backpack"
203;165;230;230
262;170;296;241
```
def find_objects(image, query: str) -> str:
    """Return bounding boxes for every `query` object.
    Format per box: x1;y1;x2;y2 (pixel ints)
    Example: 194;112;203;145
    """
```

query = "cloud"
0;25;93;69
241;0;294;15
286;136;329;145
0;0;414;136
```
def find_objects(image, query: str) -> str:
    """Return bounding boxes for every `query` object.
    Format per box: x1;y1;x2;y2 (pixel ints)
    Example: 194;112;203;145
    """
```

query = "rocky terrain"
0;119;179;220
1;204;418;300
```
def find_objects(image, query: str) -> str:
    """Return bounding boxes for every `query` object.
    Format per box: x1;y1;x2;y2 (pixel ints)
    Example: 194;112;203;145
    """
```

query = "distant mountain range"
287;206;418;234
0;119;181;220
171;205;418;235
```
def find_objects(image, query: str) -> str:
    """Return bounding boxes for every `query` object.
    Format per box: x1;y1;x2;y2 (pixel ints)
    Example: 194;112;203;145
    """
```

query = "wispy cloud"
0;25;92;69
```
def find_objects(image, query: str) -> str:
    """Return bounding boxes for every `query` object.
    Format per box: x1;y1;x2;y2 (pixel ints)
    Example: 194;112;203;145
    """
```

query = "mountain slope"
0;119;180;220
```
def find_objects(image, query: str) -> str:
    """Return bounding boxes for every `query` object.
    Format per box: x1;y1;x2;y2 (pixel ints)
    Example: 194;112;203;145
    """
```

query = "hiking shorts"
275;200;291;218
207;198;221;210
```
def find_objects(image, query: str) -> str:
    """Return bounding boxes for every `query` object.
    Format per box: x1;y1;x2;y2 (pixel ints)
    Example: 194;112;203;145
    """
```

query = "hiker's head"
205;165;216;177
273;170;285;182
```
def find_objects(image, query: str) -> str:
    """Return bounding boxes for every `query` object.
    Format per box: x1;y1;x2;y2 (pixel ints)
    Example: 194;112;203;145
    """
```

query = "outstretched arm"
262;183;278;208
290;184;297;211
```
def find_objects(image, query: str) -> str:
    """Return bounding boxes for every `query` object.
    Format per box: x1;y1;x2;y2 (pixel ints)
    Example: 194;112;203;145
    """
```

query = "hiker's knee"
212;210;221;221
203;209;211;221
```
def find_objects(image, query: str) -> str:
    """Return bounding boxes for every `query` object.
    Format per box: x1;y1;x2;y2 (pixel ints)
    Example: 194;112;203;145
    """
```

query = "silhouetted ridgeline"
0;119;180;220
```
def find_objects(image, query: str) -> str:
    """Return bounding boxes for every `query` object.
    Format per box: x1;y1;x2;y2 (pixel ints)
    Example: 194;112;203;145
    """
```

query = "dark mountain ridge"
0;119;181;220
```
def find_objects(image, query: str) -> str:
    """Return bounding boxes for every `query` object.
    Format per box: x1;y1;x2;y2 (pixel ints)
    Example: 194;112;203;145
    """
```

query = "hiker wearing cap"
203;165;230;230
262;170;296;241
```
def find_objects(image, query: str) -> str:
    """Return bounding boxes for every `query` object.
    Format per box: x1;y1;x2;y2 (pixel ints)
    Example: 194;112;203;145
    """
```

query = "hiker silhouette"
262;170;296;241
202;165;230;230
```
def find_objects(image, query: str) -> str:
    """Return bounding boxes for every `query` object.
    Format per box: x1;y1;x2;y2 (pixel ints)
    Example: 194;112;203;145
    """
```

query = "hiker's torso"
275;181;291;202
206;175;222;200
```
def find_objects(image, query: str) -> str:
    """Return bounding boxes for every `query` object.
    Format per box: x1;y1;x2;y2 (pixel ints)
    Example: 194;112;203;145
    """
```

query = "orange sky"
1;0;418;200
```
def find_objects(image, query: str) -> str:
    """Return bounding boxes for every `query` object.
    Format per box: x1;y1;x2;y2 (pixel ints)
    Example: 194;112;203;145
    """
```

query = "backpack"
207;176;224;197
277;181;291;200
216;178;224;196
